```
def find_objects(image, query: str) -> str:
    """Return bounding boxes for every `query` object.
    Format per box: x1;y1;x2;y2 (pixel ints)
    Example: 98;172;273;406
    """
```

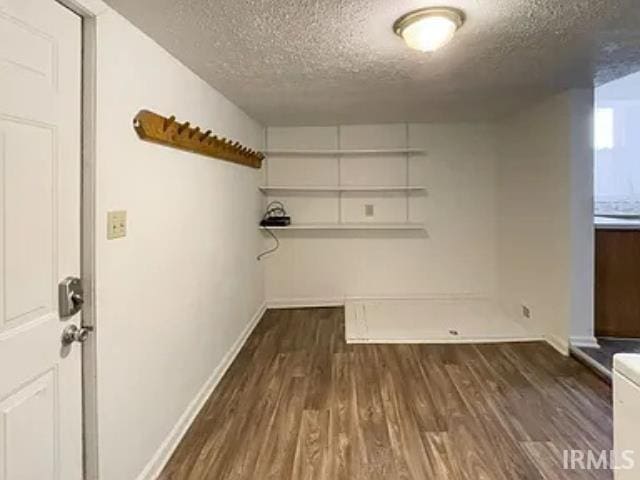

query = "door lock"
61;324;93;346
58;276;84;318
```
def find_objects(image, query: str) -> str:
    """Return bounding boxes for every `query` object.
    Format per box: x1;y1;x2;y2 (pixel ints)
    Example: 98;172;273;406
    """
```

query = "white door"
0;0;83;479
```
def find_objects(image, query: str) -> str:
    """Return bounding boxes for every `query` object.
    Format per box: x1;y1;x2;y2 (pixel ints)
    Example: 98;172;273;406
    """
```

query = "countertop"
614;354;640;385
595;216;640;230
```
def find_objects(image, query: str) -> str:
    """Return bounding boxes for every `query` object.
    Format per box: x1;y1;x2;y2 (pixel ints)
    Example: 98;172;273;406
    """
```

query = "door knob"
61;324;92;346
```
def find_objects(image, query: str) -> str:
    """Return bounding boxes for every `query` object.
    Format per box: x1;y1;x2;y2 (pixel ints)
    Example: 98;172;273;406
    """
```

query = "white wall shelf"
260;223;425;231
264;148;426;156
259;185;427;193
263;127;425;233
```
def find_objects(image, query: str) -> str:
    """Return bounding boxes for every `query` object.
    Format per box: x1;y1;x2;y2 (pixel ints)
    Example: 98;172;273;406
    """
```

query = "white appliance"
613;354;640;479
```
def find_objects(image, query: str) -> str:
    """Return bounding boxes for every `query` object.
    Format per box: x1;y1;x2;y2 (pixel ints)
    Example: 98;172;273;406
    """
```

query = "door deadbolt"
58;276;84;318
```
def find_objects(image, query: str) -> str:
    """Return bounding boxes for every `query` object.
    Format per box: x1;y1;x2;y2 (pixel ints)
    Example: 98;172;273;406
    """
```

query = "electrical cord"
257;201;287;261
262;201;287;220
257;227;279;261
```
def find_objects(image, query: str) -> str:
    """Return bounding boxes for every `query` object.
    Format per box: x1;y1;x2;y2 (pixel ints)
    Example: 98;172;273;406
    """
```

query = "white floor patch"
345;298;537;344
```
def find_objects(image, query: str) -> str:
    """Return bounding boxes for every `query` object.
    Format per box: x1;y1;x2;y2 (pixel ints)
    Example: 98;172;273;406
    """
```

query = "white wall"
496;90;594;352
595;70;640;212
569;90;596;345
264;123;499;304
265;93;594;351
93;9;264;480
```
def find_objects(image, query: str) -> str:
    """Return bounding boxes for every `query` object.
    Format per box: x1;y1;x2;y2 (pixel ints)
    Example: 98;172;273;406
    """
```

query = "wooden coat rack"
133;110;264;169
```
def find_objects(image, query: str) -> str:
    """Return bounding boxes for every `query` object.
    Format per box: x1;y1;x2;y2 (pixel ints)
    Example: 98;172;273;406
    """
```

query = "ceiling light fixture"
393;7;464;52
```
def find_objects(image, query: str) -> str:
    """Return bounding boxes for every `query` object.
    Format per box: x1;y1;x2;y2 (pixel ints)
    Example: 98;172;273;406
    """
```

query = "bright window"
594;108;614;150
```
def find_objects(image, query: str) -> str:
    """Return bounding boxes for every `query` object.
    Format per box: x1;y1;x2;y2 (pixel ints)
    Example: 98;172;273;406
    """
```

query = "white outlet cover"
365;204;374;217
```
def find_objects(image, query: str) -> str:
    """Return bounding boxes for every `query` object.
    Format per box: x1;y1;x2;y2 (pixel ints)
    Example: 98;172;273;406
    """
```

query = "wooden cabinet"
595;229;640;338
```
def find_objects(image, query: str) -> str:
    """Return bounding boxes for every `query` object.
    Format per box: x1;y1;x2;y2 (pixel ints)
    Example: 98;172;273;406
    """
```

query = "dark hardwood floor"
159;307;613;480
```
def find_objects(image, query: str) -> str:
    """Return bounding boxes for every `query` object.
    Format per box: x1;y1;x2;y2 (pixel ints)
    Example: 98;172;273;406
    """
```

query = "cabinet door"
595;230;640;338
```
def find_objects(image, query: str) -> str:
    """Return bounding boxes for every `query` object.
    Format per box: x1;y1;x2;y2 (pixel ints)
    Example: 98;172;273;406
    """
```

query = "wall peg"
133;110;264;169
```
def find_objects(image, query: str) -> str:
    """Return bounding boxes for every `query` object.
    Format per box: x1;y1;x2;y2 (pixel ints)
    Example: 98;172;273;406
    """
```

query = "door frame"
55;1;99;478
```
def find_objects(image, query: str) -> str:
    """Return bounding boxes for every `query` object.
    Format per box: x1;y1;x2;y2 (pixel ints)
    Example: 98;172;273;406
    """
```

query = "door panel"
2;118;56;327
0;13;56;86
0;1;82;479
595;230;640;338
0;369;57;480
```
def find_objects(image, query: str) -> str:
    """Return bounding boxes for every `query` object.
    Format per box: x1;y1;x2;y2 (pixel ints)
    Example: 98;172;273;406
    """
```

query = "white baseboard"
347;336;544;345
570;346;611;380
135;302;267;480
570;336;600;349
265;293;490;309
266;297;344;309
545;333;570;356
344;293;488;302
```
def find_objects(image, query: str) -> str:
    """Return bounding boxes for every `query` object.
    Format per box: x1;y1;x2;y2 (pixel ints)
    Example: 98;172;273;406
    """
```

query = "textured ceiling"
104;0;640;125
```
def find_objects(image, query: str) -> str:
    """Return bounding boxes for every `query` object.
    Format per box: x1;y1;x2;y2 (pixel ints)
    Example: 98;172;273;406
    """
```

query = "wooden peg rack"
133;110;264;169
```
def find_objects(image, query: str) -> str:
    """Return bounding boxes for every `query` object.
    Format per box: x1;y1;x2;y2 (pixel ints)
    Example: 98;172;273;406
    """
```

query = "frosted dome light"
394;8;464;52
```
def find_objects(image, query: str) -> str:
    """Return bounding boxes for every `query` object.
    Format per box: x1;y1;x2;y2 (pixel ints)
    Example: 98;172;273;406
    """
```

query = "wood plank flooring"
159;308;613;480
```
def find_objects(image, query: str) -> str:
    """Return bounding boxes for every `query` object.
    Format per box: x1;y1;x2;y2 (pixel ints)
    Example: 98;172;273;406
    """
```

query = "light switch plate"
107;210;127;239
